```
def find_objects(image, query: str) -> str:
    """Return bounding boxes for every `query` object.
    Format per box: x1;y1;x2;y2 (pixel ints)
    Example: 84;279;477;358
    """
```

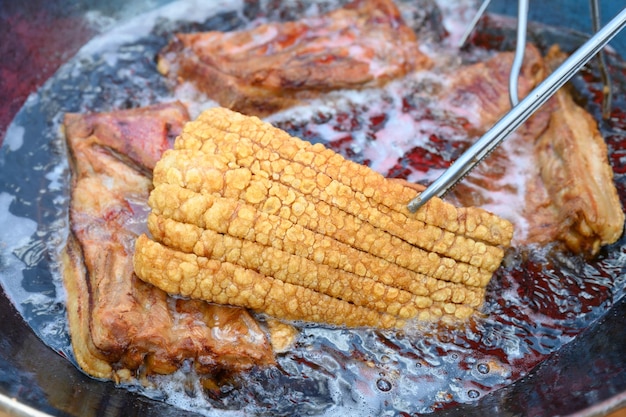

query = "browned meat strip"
531;50;625;254
444;45;624;254
157;0;431;116
62;102;274;382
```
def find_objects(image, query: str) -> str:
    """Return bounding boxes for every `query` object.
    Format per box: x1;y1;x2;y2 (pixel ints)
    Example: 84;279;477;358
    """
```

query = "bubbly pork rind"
134;107;513;328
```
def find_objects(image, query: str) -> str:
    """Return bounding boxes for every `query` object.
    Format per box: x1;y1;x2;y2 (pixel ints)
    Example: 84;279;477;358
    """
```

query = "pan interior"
0;1;625;416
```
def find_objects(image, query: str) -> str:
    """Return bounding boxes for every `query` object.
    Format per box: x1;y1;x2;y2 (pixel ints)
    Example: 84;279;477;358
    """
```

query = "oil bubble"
468;389;480;399
376;378;393;392
477;363;490;374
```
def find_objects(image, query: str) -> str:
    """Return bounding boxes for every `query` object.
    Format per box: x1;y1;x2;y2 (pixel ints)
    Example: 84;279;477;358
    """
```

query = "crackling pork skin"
157;0;431;116
61;102;274;382
133;107;514;329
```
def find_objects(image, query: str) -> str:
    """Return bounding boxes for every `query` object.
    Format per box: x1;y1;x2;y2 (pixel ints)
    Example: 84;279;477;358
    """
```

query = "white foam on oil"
79;0;244;57
83;10;118;33
136;368;246;417
4;123;25;152
0;194;38;254
0;193;38;308
434;0;481;48
0;114;71;353
477;132;535;242
45;160;68;193
170;81;220;120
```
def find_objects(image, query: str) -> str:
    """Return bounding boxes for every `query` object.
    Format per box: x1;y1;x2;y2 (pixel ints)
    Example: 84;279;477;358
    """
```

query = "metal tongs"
407;5;626;213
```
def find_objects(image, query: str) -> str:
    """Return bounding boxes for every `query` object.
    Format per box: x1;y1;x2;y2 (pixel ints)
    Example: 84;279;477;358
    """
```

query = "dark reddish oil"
0;3;96;144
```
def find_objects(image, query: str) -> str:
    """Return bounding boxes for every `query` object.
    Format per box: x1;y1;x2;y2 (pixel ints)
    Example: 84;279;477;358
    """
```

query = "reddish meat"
62;102;274;382
157;0;431;116
442;46;623;254
442;44;546;131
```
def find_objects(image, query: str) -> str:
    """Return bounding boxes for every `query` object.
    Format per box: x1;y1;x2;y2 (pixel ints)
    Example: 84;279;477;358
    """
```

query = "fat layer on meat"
62;102;274;382
444;45;624;254
157;0;431;116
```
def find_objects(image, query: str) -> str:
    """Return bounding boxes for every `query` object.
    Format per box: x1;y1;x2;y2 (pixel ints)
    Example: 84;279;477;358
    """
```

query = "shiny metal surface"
508;0;528;106
0;394;54;417
457;0;492;48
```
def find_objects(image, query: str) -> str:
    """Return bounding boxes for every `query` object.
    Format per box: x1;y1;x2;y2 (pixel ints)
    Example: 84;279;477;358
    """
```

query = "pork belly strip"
440;44;623;254
62;102;274;381
529;47;625;254
157;0;431;116
442;44;546;131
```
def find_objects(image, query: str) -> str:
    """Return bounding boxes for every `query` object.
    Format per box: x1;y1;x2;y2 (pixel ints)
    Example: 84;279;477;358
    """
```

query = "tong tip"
407;184;441;213
407;195;424;213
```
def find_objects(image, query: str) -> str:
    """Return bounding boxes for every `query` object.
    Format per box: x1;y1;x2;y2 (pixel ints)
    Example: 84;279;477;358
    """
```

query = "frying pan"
1;0;626;416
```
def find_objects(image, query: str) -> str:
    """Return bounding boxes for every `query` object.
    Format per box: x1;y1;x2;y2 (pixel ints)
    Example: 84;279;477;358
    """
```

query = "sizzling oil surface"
0;1;625;416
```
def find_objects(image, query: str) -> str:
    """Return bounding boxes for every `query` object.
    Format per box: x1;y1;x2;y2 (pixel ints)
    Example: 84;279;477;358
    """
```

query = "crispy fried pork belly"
133;107;513;328
157;0;431;116
443;44;545;130
529;47;625;254
62;102;274;382
445;46;552;221
446;45;623;255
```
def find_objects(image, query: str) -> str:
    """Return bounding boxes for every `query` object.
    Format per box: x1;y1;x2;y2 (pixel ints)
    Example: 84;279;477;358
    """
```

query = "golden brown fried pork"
133;107;514;329
157;0;431;116
62;102;274;382
443;44;545;130
529;47;625;254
